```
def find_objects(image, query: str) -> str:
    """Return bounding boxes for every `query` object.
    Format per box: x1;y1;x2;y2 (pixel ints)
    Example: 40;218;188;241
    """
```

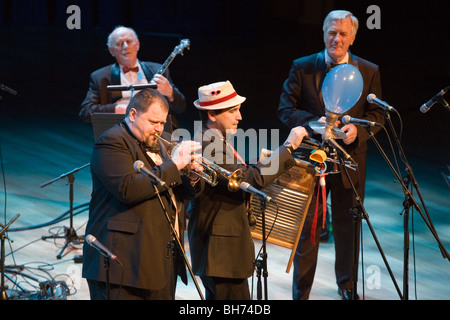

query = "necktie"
123;66;139;74
225;140;247;166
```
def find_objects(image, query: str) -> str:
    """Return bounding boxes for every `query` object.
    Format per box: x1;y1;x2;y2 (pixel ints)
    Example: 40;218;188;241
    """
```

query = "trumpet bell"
227;169;246;192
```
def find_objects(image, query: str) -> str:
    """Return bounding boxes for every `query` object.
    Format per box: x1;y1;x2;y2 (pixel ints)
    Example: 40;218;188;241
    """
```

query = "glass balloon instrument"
309;64;364;140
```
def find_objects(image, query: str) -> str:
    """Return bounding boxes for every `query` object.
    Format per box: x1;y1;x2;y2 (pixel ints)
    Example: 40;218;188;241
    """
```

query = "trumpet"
153;133;246;192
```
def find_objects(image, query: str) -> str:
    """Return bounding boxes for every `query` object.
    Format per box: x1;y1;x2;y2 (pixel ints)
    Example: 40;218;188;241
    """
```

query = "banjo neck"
156;38;190;76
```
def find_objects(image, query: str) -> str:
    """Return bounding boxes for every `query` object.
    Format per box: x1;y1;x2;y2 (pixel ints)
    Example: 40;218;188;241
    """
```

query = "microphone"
322;132;356;164
85;234;119;262
133;160;167;187
367;94;396;112
420;88;449;113
240;182;275;203
0;83;18;96
342;115;381;127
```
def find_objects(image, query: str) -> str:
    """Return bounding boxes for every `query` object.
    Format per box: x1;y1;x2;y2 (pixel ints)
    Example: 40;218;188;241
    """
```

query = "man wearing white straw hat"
188;80;309;300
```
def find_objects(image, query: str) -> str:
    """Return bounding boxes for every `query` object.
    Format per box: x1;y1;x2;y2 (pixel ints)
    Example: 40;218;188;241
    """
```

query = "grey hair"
107;26;139;48
323;10;359;38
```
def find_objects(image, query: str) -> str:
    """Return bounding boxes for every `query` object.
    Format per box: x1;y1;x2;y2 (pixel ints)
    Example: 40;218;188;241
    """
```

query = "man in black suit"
278;10;385;300
82;88;203;300
79;26;186;132
188;80;309;300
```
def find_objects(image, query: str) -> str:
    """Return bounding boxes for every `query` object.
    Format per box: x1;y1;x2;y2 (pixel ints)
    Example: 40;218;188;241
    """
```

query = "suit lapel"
111;63;121;84
108;63;122;103
140;61;155;82
314;51;327;112
348;52;359;69
111;61;155;83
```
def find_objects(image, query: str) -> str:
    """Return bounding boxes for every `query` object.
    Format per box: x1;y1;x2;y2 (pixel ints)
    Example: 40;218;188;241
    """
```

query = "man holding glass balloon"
277;10;385;300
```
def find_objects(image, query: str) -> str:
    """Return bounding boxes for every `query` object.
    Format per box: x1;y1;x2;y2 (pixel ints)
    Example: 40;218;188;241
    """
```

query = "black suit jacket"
278;51;384;190
79;61;186;131
187;127;296;279
82;122;199;290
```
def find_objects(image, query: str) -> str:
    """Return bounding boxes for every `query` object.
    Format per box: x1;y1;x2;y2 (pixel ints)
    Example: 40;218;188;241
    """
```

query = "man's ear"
128;108;137;122
136;39;140;52
207;111;216;123
350;35;356;46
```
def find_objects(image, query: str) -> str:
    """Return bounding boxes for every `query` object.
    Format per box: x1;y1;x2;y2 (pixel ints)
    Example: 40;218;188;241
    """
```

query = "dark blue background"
1;0;449;163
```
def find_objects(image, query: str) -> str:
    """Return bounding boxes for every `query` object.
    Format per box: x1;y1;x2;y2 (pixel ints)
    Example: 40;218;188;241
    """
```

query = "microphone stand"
151;184;205;300
1;214;20;300
255;199;269;300
41;163;90;259
104;257;112;300
337;156;403;300
442;98;450;113
371;111;450;300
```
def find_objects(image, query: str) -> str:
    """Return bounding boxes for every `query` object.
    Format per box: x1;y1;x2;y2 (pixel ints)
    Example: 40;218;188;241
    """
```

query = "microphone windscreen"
367;93;376;103
85;234;96;244
134;160;144;171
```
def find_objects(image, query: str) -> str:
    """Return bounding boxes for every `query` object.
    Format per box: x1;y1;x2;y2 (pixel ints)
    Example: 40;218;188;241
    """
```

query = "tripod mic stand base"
42;227;84;260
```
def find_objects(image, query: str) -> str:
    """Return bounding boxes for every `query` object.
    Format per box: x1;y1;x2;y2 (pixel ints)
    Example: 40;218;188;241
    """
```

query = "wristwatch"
283;141;295;154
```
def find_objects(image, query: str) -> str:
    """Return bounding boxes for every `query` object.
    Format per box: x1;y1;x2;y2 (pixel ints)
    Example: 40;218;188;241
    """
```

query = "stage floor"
1;114;449;301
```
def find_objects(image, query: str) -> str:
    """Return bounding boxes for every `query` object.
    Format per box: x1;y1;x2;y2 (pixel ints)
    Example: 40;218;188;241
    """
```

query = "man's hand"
341;124;357;145
171;141;202;171
285;126;309;150
152;74;174;102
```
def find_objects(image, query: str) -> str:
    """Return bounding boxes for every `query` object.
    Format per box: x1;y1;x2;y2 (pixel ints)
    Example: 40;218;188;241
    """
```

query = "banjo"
107;38;190;93
155;38;190;77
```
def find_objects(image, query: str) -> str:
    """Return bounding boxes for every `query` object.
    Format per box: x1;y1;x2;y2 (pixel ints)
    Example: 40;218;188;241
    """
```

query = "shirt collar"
120;61;141;73
324;50;349;65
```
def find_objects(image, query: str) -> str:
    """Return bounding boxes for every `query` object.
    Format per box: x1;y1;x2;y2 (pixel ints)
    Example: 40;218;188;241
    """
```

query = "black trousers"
292;173;364;300
87;278;177;300
87;243;179;300
201;276;251;300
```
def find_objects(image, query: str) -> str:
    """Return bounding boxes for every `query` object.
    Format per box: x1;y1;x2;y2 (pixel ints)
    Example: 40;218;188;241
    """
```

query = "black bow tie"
144;142;160;154
123;66;139;74
327;62;347;72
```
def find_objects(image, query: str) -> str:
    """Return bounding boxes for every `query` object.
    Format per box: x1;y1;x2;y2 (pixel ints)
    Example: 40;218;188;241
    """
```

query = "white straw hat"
193;81;246;110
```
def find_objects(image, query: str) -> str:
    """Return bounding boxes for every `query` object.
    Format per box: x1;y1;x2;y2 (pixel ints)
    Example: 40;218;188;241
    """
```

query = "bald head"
107;26;140;68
